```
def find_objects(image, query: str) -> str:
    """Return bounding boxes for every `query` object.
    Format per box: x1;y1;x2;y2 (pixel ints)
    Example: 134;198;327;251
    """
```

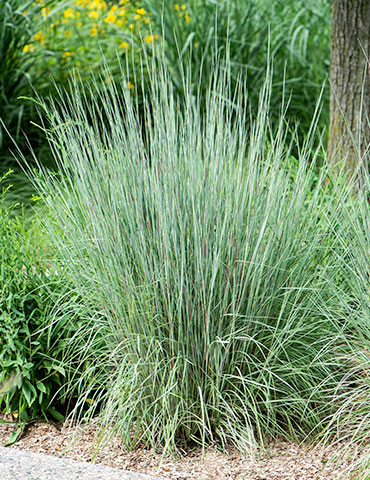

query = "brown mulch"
0;414;359;479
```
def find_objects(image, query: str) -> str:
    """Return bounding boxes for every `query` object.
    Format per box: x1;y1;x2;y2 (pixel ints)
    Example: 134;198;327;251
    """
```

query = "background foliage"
1;0;330;175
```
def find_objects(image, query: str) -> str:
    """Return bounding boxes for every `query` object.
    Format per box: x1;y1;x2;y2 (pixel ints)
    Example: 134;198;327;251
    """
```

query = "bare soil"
0;415;356;479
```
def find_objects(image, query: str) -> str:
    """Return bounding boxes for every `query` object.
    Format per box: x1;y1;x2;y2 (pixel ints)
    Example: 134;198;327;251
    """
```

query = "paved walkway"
0;447;162;480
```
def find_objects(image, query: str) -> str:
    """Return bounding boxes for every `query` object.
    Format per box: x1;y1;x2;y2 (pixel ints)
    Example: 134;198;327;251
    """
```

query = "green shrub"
26;56;365;454
0;171;88;424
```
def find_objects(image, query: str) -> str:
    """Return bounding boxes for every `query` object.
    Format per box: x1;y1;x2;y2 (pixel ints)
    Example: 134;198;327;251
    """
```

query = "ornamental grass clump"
28;57;356;453
313;170;370;479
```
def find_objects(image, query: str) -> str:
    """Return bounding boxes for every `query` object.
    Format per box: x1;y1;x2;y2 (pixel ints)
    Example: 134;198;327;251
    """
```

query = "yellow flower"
77;21;83;27
185;14;191;22
136;8;146;15
90;26;99;36
128;23;134;30
119;41;130;49
22;44;34;53
89;0;106;10
63;51;73;58
174;4;179;10
64;8;74;18
41;7;49;17
181;4;186;9
89;10;99;19
65;30;72;37
134;14;140;20
104;13;117;23
110;5;118;12
34;31;45;42
118;8;126;16
144;34;158;44
127;81;135;89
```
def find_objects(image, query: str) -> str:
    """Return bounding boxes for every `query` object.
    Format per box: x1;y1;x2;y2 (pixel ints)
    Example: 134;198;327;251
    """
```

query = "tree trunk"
328;0;370;182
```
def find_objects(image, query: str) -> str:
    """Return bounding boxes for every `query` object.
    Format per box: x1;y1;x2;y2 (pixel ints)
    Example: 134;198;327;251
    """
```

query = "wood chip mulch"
0;414;363;479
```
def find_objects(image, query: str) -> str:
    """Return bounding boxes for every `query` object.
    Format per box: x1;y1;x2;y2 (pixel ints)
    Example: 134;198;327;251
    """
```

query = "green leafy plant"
0;170;89;430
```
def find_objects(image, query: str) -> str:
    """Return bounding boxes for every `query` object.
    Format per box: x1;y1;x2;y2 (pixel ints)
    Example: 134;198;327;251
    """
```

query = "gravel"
0;417;356;479
0;446;162;480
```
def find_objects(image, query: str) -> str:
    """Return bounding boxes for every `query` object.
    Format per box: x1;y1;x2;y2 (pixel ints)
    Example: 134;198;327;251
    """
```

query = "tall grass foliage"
26;57;360;453
313;168;370;479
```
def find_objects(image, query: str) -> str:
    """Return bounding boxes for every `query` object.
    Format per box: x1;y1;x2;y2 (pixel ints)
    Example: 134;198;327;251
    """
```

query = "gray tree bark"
328;0;370;181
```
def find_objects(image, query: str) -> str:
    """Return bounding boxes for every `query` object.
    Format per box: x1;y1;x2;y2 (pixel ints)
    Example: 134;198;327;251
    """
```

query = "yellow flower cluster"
144;34;158;44
56;0;154;38
64;8;74;18
34;31;45;43
23;44;35;53
55;1;150;29
23;0;158;62
174;3;191;23
22;0;196;69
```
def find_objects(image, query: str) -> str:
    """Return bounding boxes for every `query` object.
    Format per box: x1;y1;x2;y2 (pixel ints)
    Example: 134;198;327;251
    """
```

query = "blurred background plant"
27;0;155;91
0;0;55;164
28;0;330;136
1;0;160;201
143;0;330;136
1;0;330;188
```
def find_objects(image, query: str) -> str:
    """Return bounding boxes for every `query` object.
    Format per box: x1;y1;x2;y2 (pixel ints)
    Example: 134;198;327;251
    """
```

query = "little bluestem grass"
24;55;364;454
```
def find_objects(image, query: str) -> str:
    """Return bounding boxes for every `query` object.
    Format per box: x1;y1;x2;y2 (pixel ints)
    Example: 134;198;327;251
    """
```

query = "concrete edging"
0;446;162;480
